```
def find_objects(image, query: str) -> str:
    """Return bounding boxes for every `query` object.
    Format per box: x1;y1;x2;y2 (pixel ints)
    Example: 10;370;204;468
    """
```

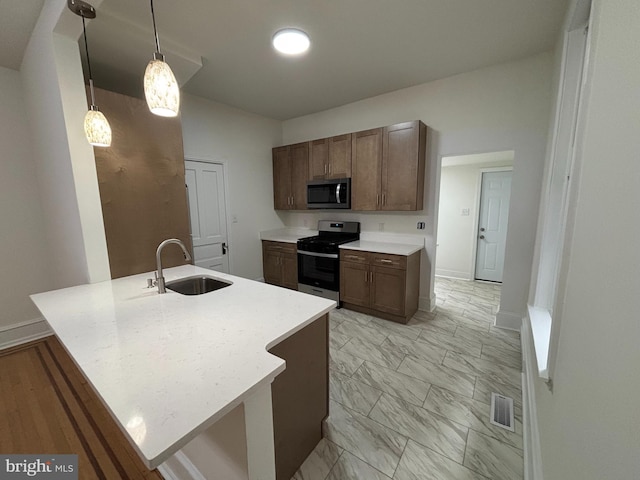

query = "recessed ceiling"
81;0;569;120
443;151;515;167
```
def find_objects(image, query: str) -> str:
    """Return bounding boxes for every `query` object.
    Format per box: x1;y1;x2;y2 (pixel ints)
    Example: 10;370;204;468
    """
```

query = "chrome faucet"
155;238;192;294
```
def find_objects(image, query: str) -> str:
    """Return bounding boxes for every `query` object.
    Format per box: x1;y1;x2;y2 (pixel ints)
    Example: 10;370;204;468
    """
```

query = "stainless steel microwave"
307;178;351;209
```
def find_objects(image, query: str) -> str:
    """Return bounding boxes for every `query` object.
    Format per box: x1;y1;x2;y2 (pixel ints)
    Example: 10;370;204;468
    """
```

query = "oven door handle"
297;250;339;259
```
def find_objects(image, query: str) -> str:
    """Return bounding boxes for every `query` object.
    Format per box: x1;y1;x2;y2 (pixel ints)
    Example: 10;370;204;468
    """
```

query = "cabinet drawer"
371;253;406;270
263;240;297;255
340;250;370;264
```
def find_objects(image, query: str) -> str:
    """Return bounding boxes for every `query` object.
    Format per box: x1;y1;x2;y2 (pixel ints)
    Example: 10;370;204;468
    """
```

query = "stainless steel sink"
165;275;232;295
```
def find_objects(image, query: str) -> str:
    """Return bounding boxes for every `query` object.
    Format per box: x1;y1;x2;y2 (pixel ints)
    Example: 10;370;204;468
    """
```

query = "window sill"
527;305;552;380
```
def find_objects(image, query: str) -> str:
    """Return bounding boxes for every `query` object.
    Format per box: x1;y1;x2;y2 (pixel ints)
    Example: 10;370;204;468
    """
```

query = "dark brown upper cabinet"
309;135;352;180
352;121;427;211
273;142;309;210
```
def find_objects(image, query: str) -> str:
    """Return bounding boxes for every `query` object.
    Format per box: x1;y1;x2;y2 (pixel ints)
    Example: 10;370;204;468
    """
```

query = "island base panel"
269;314;329;480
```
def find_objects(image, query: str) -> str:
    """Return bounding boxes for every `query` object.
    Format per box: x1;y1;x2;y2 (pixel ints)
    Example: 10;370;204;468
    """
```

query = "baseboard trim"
158;451;206;480
495;310;523;330
0;317;52;351
418;294;436;313
434;269;472;280
255;277;265;283
522;320;544;480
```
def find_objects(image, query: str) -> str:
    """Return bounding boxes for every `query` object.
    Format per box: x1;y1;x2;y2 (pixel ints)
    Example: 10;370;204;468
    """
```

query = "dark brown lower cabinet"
262;241;298;290
269;314;329;480
340;249;420;324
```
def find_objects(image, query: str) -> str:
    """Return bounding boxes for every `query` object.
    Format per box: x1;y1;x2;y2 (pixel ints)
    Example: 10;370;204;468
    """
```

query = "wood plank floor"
0;336;163;480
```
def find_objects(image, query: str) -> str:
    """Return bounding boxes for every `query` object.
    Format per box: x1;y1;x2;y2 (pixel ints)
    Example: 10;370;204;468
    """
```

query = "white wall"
20;0;110;289
528;0;640;478
180;94;284;280
281;53;553;320
0;66;53;333
436;161;512;280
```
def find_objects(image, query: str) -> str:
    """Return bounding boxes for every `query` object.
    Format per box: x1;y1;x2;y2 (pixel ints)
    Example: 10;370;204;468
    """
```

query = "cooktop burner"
297;221;360;254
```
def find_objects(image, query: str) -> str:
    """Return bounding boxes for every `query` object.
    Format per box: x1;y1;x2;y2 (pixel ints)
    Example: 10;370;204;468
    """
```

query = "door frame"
471;166;513;282
184;157;233;274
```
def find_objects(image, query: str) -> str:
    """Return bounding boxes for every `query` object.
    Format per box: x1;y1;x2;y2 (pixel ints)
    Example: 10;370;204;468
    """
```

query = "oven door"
297;250;340;291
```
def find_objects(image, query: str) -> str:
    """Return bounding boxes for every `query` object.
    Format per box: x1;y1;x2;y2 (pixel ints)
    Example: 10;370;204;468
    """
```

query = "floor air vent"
490;392;515;431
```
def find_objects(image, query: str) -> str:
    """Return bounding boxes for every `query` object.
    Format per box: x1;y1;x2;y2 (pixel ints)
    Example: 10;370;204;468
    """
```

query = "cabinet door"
371;265;406;315
263;246;283;286
381;121;426;211
309;139;329;180
340;262;370;307
281;252;299;290
273;146;291;210
351;128;382;210
328;134;352;179
290;142;309;209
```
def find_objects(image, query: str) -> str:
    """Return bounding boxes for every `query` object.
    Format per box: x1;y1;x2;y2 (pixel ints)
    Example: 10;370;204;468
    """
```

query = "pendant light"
144;0;180;117
68;0;112;147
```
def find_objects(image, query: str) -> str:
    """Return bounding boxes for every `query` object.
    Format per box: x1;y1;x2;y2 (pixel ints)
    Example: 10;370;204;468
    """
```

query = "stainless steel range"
297;221;360;302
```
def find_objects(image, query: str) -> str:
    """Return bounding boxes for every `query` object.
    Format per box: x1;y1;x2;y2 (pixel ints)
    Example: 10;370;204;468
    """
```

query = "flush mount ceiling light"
272;28;310;55
144;0;180;117
68;0;112;147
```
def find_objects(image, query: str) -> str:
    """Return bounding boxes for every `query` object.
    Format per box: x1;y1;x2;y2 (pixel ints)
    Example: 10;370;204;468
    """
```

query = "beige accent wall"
92;87;192;278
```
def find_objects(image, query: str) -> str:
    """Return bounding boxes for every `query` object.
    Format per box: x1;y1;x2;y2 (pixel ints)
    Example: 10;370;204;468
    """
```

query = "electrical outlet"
461;208;470;216
303;219;308;227
417;222;426;230
378;222;385;231
232;214;238;224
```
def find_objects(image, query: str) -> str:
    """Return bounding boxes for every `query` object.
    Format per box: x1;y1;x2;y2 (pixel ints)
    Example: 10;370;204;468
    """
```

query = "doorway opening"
435;151;514;283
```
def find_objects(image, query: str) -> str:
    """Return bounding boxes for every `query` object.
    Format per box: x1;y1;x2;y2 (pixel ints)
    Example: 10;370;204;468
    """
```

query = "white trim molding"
0;317;52;351
158;451;207;480
494;310;523;331
522;320;544;480
419;294;436;313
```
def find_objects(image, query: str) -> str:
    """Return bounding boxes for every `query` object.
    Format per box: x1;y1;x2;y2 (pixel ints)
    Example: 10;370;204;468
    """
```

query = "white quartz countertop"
341;240;423;256
260;228;317;244
30;265;335;469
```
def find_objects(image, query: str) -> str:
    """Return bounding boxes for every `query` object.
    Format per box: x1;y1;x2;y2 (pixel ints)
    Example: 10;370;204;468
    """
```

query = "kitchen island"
30;265;335;480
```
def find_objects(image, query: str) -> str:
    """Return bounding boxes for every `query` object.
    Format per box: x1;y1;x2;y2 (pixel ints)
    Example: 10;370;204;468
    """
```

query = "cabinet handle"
364;271;368;283
382;193;386;205
380;259;393;264
346;255;362;260
324;164;327;174
376;194;379;205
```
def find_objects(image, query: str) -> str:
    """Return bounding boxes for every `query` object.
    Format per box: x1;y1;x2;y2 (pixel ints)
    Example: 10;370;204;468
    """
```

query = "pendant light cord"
150;0;161;53
81;15;97;106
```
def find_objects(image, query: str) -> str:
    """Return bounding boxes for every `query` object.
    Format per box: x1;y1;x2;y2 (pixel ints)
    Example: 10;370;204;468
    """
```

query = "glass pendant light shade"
143;55;180;117
84;106;112;147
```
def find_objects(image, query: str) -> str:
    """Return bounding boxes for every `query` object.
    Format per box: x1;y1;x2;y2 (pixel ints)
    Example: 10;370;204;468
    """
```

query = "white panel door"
475;171;512;282
185;161;229;273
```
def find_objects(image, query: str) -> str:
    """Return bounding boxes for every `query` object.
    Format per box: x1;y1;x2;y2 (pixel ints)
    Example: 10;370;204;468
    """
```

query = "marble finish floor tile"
326;452;391;480
352;361;431;406
341;337;406;370
418;328;482;358
368;317;422;340
481;344;522;370
381;334;448;366
329;329;352;350
455;325;520;353
324;400;407;477
332;308;374;326
369;394;468;463
330;370;383;415
422;386;523;450
291;438;342;480
397;355;476;398
330;348;365;376
329;313;345;330
443;351;521;388
409;314;459;335
333;320;388;346
394;439;490;480
473;374;523;413
463;430;524;480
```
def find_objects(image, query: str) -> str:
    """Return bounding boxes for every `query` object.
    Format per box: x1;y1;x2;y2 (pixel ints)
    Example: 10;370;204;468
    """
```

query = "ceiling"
443;151;514;167
0;0;44;70
1;0;569;121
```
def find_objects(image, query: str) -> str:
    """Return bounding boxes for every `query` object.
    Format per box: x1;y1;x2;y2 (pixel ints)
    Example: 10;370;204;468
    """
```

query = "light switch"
461;208;470;216
232;214;238;223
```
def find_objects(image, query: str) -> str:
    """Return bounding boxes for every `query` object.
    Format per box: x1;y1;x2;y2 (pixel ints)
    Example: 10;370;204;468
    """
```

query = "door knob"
479;235;485;240
480;227;486;232
222;242;228;254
